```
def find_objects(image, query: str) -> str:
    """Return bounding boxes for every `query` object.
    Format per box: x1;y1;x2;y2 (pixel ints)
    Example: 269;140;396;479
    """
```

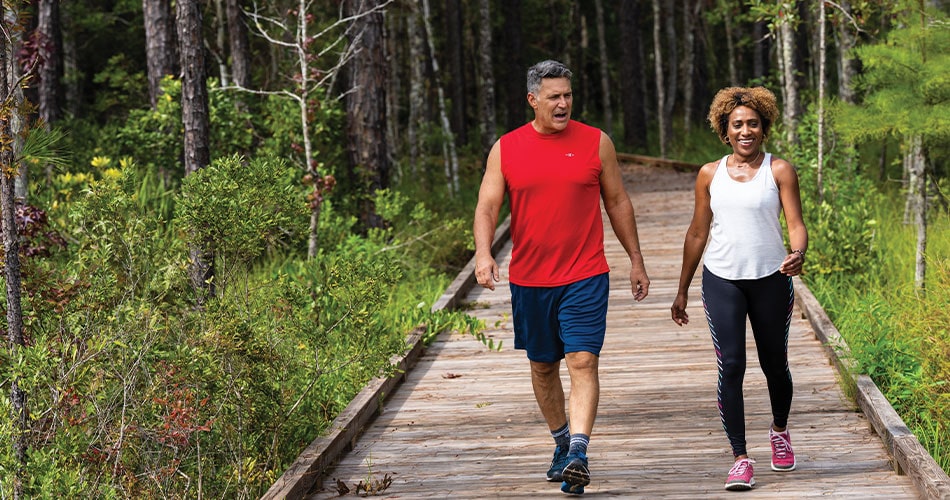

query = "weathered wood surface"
303;164;921;499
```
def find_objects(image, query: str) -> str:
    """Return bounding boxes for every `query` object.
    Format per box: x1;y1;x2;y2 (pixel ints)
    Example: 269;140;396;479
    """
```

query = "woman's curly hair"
707;87;779;144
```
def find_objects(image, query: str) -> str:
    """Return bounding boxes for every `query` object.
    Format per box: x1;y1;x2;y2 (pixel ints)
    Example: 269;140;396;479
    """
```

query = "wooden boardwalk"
303;165;921;499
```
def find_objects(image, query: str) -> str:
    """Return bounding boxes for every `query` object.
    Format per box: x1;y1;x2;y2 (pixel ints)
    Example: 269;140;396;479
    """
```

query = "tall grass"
806;197;950;473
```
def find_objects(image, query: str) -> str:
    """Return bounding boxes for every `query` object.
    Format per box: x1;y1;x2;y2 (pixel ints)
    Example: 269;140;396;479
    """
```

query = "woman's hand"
671;295;690;326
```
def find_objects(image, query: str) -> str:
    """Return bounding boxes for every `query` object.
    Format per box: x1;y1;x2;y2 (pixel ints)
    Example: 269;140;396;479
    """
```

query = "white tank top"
703;153;787;280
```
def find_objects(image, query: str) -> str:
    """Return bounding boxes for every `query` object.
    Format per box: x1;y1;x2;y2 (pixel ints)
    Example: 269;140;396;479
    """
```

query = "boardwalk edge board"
794;279;950;500
263;217;511;499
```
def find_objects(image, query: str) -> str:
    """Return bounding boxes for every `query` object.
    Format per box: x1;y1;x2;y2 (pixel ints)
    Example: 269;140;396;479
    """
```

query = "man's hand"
629;265;650;302
475;255;500;291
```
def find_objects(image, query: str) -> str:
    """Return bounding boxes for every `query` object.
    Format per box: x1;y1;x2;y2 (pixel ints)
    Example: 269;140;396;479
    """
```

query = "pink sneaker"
769;427;797;471
724;458;755;491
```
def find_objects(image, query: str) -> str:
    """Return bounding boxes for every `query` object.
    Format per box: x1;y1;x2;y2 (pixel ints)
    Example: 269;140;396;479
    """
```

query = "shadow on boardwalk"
302;164;920;499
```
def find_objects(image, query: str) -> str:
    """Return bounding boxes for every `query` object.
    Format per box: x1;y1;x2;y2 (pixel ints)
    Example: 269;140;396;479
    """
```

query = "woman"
670;86;808;491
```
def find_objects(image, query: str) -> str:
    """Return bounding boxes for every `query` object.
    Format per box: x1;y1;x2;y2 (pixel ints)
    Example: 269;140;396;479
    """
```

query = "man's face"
527;77;572;134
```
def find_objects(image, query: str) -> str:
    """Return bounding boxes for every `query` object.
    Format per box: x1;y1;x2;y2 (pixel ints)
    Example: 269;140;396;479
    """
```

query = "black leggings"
702;267;794;457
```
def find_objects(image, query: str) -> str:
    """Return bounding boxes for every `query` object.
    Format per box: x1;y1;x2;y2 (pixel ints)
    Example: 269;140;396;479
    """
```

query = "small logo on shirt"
565;153;575;157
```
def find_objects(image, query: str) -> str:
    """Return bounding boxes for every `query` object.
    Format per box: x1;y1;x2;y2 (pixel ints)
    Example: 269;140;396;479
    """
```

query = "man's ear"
526;92;537;109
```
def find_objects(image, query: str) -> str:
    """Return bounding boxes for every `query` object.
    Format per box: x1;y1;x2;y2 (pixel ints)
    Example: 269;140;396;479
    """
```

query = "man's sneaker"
769;427;797;471
724;458;755;491
546;445;570;482
561;480;585;496
560;453;590;495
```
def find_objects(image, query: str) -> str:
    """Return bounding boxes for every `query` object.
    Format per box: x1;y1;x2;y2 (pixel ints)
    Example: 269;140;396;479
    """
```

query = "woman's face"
725;105;764;157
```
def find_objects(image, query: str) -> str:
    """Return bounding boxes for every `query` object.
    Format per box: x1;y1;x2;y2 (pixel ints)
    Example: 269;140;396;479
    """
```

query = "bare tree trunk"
1;6;28;496
682;0;697;134
420;0;459;195
835;0;859;103
445;0;467;146
225;0;250;88
779;2;800;146
502;0;524;132
722;0;738;85
619;0;647;152
345;0;391;228
477;0;497;159
594;0;613;136
662;0;677;124
908;135;927;291
817;0;826;203
144;0;178;108
213;0;229;86
753;20;769;81
407;3;424;174
652;0;669;157
177;0;214;302
61;7;79;116
37;0;62;125
385;7;401;180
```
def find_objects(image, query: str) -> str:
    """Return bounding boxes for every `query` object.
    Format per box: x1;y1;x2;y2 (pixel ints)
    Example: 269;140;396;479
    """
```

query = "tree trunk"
345;0;390;229
225;0;250;88
835;0;859;103
722;0;738;85
177;0;214;302
662;0;677;122
779;3;800;146
384;7;401;181
682;0;697;134
420;0;459;195
213;0;229;86
407;2;425;174
502;0;524;132
753;20;769;81
477;0;497;159
143;0;178;108
1;5;28;496
594;0;613;136
907;135;927;292
37;0;62;125
445;0;467;146
817;0;826;203
619;0;647;152
909;135;927;291
652;0;669;157
60;5;79;116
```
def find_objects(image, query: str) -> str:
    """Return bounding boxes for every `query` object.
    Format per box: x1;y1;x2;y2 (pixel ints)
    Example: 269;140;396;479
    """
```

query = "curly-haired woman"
670;86;808;491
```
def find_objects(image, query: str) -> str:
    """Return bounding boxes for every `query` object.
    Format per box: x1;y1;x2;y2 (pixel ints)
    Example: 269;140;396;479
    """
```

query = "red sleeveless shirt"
500;120;609;286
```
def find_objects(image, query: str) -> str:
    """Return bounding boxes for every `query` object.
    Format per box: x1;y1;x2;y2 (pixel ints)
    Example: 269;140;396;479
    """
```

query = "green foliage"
91;54;150;120
369;188;473;272
833;7;950;146
784;110;883;276
175;154;308;288
799;118;950;474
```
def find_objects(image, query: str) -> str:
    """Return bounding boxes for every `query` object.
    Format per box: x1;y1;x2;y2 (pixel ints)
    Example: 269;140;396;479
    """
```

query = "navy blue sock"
551;423;571;450
569;433;589;457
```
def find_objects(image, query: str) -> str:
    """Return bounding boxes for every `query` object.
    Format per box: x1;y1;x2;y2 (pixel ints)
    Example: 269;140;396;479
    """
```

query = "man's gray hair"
527;60;572;95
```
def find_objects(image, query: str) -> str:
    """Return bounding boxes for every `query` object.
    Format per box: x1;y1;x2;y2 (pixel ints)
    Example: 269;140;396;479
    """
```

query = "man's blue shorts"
509;272;609;363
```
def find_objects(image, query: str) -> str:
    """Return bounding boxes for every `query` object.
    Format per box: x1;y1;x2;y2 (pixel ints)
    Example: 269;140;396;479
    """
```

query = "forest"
0;0;947;497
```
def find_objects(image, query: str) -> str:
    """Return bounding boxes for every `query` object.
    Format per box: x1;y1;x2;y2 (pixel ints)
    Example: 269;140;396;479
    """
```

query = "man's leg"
564;351;599;436
530;359;567;430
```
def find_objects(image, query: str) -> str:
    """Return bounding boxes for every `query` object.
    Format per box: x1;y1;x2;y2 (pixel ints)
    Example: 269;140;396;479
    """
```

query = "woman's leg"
702;268;751;457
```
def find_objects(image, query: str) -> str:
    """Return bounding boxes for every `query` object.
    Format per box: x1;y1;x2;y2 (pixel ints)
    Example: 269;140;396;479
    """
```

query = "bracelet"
792;249;806;260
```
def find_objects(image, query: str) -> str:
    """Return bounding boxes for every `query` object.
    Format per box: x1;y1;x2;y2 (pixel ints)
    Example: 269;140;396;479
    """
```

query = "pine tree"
833;4;950;292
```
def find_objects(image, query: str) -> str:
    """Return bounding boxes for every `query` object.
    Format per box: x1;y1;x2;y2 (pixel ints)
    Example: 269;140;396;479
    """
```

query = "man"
473;60;650;496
